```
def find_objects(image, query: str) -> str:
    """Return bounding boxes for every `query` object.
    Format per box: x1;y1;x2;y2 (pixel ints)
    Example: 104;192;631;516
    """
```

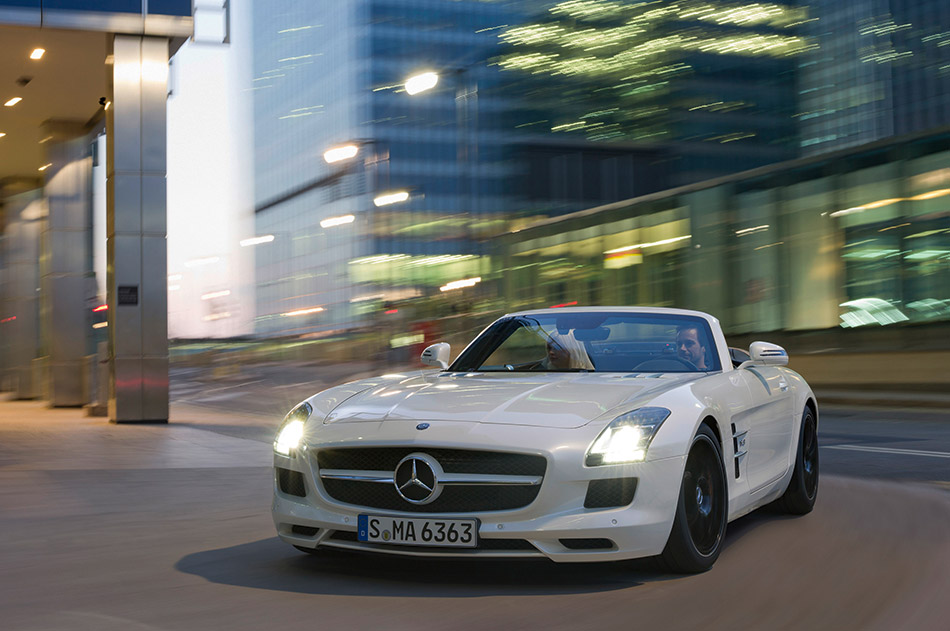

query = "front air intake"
277;467;306;497
584;477;638;509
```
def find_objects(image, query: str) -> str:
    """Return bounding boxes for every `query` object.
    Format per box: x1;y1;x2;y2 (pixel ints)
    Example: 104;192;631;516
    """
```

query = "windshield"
450;312;720;373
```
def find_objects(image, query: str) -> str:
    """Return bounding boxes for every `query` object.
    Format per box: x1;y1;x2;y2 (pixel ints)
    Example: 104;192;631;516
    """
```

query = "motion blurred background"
2;0;949;403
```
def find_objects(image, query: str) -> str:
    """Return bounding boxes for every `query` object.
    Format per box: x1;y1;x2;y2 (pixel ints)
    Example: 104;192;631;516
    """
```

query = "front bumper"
272;421;685;563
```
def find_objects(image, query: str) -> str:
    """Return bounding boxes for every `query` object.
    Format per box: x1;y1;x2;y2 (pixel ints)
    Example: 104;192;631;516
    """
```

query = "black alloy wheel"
683;435;726;556
658;424;727;573
774;407;819;514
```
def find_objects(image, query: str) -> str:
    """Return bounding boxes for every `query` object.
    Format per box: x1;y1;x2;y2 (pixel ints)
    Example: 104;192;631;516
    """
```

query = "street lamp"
323;144;359;164
404;68;478;239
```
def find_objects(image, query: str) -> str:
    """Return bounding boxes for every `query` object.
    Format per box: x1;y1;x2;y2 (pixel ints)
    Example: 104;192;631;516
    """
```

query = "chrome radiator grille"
315;447;546;513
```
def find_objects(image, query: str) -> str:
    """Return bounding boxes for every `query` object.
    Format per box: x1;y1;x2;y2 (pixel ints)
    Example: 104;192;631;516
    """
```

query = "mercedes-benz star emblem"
416;423;429;430
394;453;443;504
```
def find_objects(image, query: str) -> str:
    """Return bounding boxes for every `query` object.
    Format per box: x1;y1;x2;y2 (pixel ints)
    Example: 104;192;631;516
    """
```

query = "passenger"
542;330;595;370
675;324;708;370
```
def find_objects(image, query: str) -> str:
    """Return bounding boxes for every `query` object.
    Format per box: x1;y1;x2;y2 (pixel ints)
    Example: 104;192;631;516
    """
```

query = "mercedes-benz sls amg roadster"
272;307;819;572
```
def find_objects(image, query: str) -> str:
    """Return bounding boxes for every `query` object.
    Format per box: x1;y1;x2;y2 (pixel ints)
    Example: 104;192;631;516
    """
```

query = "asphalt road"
2;366;949;631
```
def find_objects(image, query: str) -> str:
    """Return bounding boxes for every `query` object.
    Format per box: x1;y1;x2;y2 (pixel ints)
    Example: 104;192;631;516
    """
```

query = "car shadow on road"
175;538;691;596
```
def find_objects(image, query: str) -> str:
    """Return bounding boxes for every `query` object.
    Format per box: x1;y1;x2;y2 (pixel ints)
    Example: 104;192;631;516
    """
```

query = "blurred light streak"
92;304;108;312
282;307;325;317
168;285;181;291
0;316;16;323
374;191;410;206
92;322;108;329
203;312;232;321
240;235;275;246
550;301;579;308
440;277;481;292
604;235;691;254
320;214;355;228
385;309;398;315
201;290;231;300
185;256;220;267
735;224;770;236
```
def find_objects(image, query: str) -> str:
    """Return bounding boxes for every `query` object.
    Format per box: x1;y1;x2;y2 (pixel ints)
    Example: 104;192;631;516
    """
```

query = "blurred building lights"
184;256;220;267
320;214;355;228
168;285;181;291
201;290;231;300
92;304;108;312
168;274;183;281
240;234;275;246
92;322;108;329
323;144;359;163
405;71;439;95
282;306;325;317
604;235;691;255
203;312;232;322
440;277;481;292
735;224;769;236
374;190;410;206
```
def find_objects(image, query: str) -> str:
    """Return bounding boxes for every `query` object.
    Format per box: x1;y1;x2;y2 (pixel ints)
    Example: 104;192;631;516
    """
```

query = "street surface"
0;366;947;630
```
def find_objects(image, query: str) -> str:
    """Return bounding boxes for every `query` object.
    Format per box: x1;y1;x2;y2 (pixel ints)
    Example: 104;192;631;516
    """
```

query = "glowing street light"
405;71;439;95
324;144;359;164
374;190;410;207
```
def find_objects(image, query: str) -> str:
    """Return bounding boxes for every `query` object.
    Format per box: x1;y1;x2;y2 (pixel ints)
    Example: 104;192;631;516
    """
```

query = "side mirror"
421;342;451;370
748;341;788;367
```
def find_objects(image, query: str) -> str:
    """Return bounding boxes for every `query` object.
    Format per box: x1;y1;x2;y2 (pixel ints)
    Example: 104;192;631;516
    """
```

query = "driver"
675;325;708;370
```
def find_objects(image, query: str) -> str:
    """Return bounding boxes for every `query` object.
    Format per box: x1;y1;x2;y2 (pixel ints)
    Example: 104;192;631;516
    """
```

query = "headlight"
586;407;671;466
274;402;313;456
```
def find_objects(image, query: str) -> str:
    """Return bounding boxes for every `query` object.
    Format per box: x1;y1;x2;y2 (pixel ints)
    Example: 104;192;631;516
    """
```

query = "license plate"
358;515;478;548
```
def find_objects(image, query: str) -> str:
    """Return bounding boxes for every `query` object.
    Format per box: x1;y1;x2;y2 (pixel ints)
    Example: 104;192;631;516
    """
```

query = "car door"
737;365;795;493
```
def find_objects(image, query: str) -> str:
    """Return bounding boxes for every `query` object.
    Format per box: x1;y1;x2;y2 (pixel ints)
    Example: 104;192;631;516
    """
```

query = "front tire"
774;407;819;514
658;424;728;573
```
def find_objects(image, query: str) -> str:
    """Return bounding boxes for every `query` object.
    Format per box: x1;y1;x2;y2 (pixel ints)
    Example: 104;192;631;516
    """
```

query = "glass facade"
500;129;950;335
251;0;521;336
495;0;809;186
799;0;950;155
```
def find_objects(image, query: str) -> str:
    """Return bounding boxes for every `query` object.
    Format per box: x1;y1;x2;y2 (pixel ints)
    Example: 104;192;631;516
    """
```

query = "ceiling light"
0;132;6;138
405;72;439;95
320;214;355;228
30;48;45;60
38;163;52;172
4;97;22;107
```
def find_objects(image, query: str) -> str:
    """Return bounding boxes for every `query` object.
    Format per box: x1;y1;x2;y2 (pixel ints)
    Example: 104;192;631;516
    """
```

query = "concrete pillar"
40;121;94;406
0;190;43;399
106;35;169;423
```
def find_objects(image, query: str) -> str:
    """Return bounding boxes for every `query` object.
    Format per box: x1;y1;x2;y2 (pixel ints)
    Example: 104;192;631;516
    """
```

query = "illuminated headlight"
274;402;313;456
586;407;671;466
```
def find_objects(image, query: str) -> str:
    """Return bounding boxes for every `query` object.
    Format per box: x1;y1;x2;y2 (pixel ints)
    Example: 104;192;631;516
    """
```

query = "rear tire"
658;424;728;573
774;407;819;515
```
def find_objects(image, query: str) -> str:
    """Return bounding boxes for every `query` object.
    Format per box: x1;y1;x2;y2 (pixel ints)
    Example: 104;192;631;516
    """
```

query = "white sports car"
272;307;819;572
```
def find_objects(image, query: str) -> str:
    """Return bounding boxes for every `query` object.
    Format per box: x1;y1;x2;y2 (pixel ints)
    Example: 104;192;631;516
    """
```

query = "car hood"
321;371;700;429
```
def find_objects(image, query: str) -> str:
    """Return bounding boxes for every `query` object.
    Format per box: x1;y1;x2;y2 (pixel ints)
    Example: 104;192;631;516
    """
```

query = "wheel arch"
699;415;724;454
804;397;818;426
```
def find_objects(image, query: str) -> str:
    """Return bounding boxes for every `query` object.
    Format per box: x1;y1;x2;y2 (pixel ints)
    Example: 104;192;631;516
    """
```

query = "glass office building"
500;127;950;336
250;0;523;335
800;0;950;155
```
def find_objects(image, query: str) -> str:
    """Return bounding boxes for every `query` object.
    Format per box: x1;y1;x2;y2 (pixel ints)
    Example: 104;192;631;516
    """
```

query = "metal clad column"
106;35;169;423
2;191;43;399
41;122;93;406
